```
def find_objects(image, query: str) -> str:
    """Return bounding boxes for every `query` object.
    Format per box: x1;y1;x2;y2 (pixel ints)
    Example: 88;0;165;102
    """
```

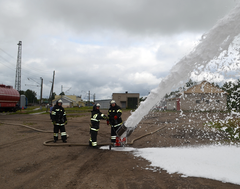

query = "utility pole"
93;93;95;102
61;85;71;94
40;77;43;109
49;70;55;103
26;77;43;108
15;41;22;91
88;91;90;106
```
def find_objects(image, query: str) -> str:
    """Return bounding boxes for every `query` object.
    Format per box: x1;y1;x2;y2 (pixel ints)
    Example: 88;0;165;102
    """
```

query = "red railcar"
0;84;20;112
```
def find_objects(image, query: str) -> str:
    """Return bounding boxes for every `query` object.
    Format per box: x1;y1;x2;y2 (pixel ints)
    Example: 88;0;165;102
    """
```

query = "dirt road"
0;110;239;189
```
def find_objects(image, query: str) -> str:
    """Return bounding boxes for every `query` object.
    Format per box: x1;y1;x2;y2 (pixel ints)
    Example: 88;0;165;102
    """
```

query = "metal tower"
15;41;22;91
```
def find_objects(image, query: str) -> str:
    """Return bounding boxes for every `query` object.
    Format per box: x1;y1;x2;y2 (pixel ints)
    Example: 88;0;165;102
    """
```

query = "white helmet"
110;100;116;104
96;103;101;107
58;99;63;103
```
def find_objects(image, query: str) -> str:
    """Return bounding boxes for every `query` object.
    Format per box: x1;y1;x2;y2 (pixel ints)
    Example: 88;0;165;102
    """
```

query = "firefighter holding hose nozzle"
108;100;124;146
89;103;108;148
51;99;68;143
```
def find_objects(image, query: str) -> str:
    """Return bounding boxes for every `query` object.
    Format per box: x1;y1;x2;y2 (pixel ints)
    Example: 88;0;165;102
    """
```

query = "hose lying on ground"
127;125;167;145
0;121;167;146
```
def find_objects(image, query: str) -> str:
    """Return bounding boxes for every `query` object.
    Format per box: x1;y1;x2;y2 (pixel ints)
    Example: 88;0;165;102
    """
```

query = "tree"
49;92;56;103
59;92;65;95
139;96;147;102
52;92;56;99
19;90;25;95
165;79;196;98
24;89;38;104
185;79;197;87
222;79;240;111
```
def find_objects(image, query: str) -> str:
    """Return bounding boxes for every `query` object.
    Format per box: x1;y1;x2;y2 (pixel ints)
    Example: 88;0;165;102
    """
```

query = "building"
112;92;139;109
94;99;112;109
167;81;227;111
52;95;85;108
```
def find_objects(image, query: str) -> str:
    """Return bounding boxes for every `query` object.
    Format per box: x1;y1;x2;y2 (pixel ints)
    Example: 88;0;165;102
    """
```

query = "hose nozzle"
116;122;134;138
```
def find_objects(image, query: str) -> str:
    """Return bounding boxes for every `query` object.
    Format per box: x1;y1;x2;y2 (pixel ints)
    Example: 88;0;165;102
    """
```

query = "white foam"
134;145;240;185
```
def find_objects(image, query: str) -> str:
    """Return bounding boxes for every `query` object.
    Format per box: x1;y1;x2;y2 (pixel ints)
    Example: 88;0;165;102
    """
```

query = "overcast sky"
0;0;239;100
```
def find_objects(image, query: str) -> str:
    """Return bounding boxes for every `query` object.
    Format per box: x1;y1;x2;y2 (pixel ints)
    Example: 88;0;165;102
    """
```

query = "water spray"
117;3;240;139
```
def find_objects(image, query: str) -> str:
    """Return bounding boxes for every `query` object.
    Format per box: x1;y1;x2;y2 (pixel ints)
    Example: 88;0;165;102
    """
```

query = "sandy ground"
0;109;240;189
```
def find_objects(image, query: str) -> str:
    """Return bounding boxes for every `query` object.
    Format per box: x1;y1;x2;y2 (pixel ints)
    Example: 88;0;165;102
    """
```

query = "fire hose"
0;121;167;147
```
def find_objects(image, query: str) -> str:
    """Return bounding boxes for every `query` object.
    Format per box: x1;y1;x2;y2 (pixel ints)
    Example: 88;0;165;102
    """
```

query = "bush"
208;118;240;140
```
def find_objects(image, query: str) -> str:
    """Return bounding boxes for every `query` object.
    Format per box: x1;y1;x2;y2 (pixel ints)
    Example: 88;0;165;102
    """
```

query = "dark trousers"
90;130;98;146
53;125;67;142
111;125;120;143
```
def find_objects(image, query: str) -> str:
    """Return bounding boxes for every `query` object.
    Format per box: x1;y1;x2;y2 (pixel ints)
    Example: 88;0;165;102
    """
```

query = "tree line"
19;89;57;105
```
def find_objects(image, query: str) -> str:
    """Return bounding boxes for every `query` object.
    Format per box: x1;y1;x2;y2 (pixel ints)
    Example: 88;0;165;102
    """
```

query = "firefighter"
108;100;123;146
89;103;108;148
51;99;67;143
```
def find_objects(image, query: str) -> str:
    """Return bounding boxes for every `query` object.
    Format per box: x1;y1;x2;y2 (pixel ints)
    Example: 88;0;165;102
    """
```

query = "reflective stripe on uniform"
61;132;67;136
111;136;116;139
55;123;65;126
91;114;100;122
91;118;99;122
54;133;58;137
117;109;122;113
90;128;99;131
111;122;122;127
92;142;97;146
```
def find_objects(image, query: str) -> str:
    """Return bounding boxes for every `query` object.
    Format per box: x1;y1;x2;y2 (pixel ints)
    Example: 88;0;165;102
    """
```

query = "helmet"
110;100;116;104
58;99;63;103
96;103;100;107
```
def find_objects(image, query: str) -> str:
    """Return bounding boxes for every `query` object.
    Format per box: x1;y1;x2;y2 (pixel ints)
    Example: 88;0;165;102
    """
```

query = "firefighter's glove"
114;115;118;120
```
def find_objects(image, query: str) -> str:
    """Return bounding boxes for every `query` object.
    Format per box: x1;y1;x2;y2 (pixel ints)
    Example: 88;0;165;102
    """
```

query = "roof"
52;96;73;103
184;81;225;94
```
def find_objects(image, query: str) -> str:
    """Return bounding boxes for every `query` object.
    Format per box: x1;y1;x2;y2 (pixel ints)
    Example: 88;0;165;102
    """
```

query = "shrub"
208;118;240;140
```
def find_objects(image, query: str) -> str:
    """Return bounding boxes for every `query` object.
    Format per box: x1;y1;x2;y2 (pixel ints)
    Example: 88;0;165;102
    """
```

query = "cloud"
0;0;239;100
126;72;162;85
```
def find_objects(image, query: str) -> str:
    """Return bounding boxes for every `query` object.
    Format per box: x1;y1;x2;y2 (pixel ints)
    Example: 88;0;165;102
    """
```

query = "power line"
0;47;53;84
0;53;45;77
0;47;17;60
0;59;16;71
0;55;16;71
0;46;52;75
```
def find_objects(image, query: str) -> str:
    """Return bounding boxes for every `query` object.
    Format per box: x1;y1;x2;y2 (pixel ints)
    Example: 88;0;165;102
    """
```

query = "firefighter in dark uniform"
51;99;67;143
108;100;123;145
89;103;108;148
